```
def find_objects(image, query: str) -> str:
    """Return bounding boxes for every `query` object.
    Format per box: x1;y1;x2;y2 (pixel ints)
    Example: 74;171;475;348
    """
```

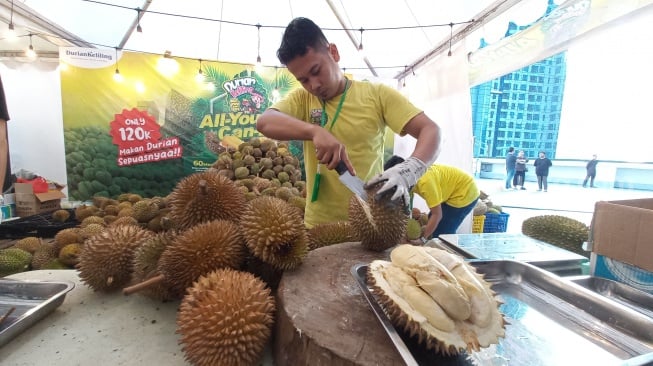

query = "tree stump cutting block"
273;241;405;365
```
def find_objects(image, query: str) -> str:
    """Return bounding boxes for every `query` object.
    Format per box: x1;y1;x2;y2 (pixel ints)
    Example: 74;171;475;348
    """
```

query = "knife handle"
335;161;348;175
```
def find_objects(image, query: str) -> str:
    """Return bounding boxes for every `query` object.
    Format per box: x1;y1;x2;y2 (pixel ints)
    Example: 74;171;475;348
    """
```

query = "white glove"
366;156;427;206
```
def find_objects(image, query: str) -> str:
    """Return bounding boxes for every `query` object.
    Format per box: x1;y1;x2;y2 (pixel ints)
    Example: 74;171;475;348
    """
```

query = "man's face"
286;45;343;100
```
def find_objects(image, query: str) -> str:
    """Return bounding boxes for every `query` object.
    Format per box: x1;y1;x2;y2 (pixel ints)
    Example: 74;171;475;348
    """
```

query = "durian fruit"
58;243;82;267
54;228;82;253
78;225;154;292
31;242;59;270
0;248;33;276
522;215;589;257
80;216;106;228
123;220;246;299
79;223;107;240
348;183;408;251
130;231;178;301
405;218;422;241
473;200;488;216
168;171;246;229
74;204;98;221
131;199;160;223
14;237;42;254
176;269;276;366
52;209;71;223
110;216;139;227
240;196;308;270
368;244;505;355
307;221;355;250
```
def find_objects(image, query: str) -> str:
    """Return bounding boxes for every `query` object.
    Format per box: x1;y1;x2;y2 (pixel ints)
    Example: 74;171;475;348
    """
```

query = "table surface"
1;270;191;366
438;233;588;264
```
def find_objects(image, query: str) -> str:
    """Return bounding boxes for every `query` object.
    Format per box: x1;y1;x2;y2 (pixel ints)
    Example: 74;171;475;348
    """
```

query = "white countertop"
1;270;190;366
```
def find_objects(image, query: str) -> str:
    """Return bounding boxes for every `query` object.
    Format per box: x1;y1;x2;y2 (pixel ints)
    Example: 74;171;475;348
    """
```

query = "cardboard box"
14;182;66;217
590;254;653;294
591;198;653;272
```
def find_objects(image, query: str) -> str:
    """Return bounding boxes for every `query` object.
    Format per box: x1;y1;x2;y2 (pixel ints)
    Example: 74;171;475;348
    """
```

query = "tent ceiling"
0;0;558;78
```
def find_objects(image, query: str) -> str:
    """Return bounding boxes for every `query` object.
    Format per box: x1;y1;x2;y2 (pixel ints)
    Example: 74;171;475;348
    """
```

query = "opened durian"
348;183;408;251
240;196;308;270
168;171;246;229
177;269;275;366
78;225;154;292
368;244;505;355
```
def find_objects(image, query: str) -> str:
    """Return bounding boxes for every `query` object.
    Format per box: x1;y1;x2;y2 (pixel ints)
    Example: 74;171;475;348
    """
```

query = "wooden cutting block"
273;241;405;365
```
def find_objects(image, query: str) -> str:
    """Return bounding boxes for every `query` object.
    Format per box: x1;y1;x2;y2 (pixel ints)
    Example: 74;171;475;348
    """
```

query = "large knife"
335;161;367;200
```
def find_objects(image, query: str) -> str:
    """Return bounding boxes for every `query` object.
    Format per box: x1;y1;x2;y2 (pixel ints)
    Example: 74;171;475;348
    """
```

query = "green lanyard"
311;78;350;202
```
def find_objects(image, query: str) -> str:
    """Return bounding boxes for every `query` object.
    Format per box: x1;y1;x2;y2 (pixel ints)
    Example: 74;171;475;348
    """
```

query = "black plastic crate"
0;209;78;239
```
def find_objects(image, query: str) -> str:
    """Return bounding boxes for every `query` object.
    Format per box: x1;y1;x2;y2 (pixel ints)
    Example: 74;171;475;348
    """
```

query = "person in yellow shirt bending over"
257;17;442;228
385;156;480;242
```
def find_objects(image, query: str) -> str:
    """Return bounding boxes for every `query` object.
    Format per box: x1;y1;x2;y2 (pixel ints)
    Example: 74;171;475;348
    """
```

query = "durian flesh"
367;244;505;355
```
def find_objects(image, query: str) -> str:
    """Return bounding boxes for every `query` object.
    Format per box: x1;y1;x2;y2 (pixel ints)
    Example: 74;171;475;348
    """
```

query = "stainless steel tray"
566;275;653;319
352;260;653;366
0;279;75;347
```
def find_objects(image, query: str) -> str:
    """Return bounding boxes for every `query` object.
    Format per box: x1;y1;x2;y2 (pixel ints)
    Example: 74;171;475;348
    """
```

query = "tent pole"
118;0;153;50
325;0;378;77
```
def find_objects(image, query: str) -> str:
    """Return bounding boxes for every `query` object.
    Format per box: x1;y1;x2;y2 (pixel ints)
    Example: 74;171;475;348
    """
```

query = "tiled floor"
474;178;653;233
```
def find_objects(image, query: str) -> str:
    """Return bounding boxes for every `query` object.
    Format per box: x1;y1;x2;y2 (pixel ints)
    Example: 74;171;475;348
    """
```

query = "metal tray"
0;279;75;347
565;275;653;319
352;260;653;366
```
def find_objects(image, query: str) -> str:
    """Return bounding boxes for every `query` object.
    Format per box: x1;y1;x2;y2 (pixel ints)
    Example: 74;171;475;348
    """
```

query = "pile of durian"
211;137;306;213
368;244;505;355
473;190;504;216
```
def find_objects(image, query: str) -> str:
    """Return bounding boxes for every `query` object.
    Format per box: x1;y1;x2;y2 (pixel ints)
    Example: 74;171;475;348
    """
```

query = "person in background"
533;151;552;192
513;150;528;190
256;17;442;228
583;154;598;188
505;147;516;190
385;156;479;241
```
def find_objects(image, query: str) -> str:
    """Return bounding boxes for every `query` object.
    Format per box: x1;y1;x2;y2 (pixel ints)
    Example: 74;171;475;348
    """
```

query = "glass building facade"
471;2;567;159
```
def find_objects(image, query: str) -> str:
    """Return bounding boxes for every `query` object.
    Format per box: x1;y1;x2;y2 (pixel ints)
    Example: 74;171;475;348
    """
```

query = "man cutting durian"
256;17;441;228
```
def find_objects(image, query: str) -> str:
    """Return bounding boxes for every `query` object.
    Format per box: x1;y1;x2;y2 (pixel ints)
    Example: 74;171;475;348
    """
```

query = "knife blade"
335;161;367;200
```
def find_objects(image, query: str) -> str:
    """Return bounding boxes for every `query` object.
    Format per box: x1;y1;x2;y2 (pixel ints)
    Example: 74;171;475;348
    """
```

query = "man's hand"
366;156;427;207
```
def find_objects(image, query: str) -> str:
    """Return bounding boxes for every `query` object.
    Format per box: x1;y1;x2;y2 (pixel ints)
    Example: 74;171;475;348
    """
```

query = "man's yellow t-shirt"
272;80;422;227
413;165;480;209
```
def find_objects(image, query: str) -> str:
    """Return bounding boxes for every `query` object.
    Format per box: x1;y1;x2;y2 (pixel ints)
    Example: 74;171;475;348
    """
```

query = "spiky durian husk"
80;216;106;228
177;269;275;366
240;196;308;270
521;215;589;257
405;218;422;240
54;228;82;252
58;243;82;267
78;225;154;292
79;223;107;240
307;221;355;250
348;184;408;251
31;242;58;270
158;220;246;298
52;209;71;223
131;231;178;301
15;237;42;254
110;216;139;227
131;199;160;223
168;171;246;229
367;245;505;356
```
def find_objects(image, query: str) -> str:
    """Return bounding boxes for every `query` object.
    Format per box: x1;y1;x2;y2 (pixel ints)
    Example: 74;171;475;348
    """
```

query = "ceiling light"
157;50;179;77
136;8;143;33
113;47;124;82
195;59;204;83
25;34;36;59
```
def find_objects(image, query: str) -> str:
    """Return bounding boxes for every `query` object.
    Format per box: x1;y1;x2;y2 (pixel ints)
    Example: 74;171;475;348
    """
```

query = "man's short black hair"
277;17;330;65
384;155;405;170
508;147;514;153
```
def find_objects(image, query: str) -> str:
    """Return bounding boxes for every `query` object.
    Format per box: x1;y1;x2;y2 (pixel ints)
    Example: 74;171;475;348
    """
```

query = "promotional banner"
60;48;298;201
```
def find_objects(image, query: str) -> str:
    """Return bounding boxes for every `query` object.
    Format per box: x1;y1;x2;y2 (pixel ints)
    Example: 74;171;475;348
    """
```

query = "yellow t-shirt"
413;165;480;208
272;80;422;227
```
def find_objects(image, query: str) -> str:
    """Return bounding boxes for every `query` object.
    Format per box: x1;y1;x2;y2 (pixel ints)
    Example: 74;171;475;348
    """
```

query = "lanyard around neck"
320;78;349;131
